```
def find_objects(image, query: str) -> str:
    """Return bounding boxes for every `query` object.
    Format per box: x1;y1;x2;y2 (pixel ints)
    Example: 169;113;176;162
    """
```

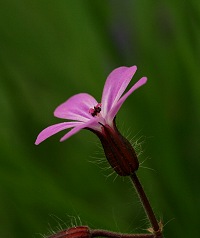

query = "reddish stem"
130;173;162;238
91;229;154;238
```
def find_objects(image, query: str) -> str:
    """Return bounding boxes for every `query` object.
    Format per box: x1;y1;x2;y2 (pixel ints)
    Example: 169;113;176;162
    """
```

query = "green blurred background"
0;1;199;237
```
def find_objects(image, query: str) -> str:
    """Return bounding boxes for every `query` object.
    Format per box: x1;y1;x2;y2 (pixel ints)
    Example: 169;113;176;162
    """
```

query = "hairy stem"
91;229;154;238
130;173;162;237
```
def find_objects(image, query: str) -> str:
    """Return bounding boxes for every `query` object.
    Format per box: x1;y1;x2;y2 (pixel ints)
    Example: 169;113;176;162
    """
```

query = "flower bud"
93;118;139;176
49;226;91;238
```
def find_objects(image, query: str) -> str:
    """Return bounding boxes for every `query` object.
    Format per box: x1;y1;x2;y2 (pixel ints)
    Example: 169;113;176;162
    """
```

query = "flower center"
89;103;102;117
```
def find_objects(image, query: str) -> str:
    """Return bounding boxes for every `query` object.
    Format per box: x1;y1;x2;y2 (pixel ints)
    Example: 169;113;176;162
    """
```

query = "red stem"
130;173;162;238
91;229;154;238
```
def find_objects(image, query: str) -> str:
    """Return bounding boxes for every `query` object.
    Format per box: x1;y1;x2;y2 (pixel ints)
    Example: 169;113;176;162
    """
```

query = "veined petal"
54;93;98;122
101;66;137;116
60;118;101;142
107;77;148;121
35;121;83;145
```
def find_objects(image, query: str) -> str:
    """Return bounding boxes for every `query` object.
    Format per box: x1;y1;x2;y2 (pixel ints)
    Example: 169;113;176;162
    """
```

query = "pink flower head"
35;66;147;145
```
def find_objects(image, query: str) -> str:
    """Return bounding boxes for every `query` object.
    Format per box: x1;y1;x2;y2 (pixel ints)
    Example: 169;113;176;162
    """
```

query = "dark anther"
90;103;102;117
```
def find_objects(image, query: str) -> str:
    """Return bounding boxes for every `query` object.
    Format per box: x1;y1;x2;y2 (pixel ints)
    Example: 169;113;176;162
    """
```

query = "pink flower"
35;66;147;146
35;66;147;176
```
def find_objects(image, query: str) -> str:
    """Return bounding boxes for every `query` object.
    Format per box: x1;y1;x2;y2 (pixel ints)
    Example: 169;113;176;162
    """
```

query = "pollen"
89;103;102;117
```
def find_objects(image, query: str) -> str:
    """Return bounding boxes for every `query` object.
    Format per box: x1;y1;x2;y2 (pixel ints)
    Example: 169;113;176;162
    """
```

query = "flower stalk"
130;173;163;238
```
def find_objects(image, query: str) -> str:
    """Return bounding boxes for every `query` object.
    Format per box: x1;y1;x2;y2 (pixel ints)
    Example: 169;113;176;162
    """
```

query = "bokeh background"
0;1;199;237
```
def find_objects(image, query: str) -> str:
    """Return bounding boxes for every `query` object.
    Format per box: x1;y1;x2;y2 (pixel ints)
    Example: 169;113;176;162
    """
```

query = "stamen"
89;103;102;117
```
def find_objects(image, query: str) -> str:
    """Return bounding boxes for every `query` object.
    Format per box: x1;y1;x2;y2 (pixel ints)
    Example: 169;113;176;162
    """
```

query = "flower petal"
35;121;83;145
107;77;148;121
54;93;98;122
60;118;101;142
101;66;137;116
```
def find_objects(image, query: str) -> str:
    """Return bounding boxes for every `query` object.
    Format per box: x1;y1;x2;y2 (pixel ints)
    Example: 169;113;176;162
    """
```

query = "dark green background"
0;1;199;237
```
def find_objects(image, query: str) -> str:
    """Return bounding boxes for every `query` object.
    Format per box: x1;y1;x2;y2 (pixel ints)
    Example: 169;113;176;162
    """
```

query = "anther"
89;103;102;117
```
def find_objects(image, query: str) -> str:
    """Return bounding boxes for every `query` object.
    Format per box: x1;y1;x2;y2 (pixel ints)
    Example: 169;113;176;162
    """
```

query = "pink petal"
54;93;98;122
60;118;101;142
35;121;83;145
101;66;137;116
108;77;148;121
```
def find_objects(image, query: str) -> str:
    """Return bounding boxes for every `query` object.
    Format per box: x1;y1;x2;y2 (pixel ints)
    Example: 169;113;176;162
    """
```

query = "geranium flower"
35;66;147;176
